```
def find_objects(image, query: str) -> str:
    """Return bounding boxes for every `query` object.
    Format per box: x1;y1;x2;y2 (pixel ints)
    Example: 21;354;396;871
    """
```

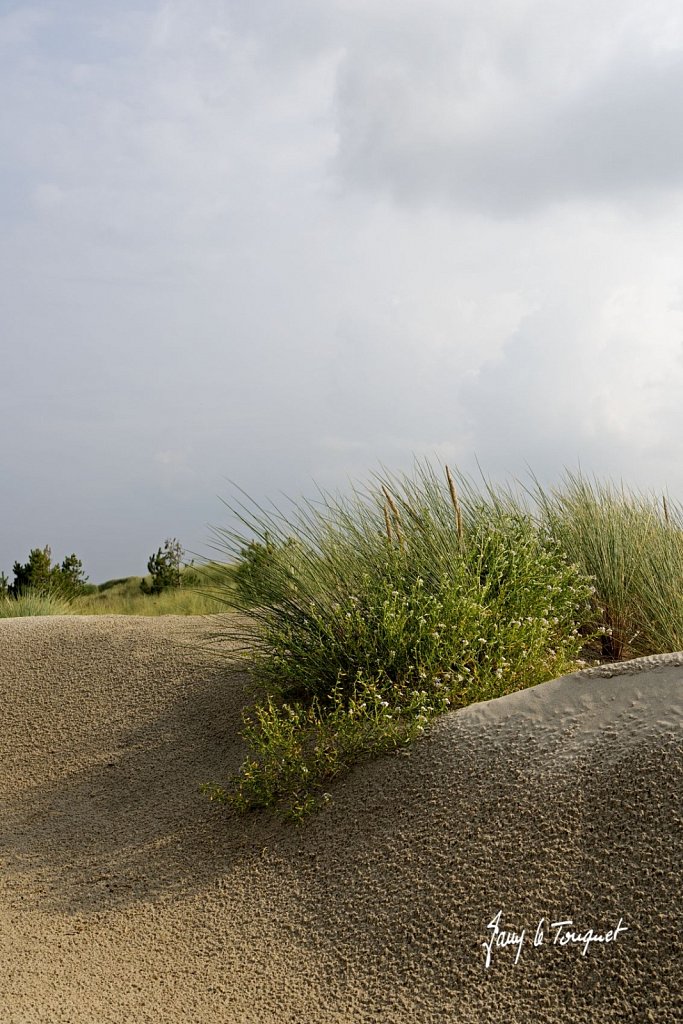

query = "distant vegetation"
0;539;234;617
73;564;231;616
140;537;197;595
202;460;683;821
1;545;90;600
0;589;73;618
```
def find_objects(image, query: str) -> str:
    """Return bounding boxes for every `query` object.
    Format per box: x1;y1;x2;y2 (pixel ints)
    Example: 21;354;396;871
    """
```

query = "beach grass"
0;589;73;618
4;459;681;819
530;469;683;659
203;459;607;819
72;565;232;616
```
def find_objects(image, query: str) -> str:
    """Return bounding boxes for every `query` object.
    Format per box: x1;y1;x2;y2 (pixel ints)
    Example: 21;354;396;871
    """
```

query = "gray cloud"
2;1;683;581
333;3;683;213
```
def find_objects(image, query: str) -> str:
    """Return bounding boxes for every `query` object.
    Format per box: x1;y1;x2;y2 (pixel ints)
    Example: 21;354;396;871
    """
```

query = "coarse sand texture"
0;615;681;1023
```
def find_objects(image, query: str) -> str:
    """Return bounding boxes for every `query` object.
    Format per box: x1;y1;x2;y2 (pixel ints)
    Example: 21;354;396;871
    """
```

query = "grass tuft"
531;469;683;659
203;459;602;820
0;589;73;617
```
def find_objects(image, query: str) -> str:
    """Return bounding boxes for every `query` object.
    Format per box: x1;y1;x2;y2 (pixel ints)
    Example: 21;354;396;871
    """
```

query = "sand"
0;614;681;1023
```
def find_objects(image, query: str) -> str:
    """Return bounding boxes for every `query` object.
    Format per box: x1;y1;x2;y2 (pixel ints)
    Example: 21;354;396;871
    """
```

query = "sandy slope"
0;615;681;1023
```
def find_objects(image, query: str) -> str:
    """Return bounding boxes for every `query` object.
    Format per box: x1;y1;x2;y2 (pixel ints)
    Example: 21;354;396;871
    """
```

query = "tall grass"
0;564;235;617
203;460;599;819
532;470;683;659
71;564;233;616
0;589;73;617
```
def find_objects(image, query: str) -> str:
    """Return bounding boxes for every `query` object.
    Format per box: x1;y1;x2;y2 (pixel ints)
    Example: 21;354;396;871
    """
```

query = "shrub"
10;546;88;598
140;538;184;594
204;460;598;820
57;553;89;598
11;546;54;595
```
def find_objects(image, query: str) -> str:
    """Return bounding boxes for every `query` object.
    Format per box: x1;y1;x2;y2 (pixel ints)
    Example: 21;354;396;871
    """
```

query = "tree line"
0;546;89;599
0;537;193;599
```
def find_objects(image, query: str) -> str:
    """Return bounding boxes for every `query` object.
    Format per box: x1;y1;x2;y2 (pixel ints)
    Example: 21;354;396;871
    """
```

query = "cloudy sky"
3;0;683;582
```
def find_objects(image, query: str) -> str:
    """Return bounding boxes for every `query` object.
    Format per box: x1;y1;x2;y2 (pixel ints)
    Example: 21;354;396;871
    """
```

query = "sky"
3;0;683;582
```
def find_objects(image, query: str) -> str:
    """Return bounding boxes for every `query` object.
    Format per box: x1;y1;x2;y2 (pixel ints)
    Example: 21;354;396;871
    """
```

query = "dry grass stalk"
383;502;394;544
445;466;463;543
663;494;670;524
382;485;405;551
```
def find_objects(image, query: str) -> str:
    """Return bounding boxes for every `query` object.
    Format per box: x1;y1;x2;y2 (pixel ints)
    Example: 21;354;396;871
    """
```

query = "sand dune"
0;615;681;1023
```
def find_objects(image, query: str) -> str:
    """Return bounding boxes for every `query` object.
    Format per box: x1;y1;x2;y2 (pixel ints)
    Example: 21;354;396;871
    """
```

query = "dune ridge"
0;615;681;1023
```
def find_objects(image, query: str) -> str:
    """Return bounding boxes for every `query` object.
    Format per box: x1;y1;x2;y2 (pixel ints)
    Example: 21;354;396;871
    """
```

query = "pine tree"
10;546;88;597
57;554;89;597
11;546;55;596
140;538;184;594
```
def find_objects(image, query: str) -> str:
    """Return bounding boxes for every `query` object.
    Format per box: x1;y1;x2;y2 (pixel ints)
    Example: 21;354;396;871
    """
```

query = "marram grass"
203;459;615;821
70;564;233;616
0;589;73;617
530;469;683;659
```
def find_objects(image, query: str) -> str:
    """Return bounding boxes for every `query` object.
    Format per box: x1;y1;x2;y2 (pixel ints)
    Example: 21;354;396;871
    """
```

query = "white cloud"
3;0;683;580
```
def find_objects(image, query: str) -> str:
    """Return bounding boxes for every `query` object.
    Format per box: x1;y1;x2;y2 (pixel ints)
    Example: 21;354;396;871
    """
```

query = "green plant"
140;538;184;594
204;460;598;820
68;564;231;616
202;680;434;821
232;533;301;607
99;576;135;592
531;470;683;659
57;553;89;598
11;545;54;595
10;546;88;598
181;562;202;588
0;588;72;618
